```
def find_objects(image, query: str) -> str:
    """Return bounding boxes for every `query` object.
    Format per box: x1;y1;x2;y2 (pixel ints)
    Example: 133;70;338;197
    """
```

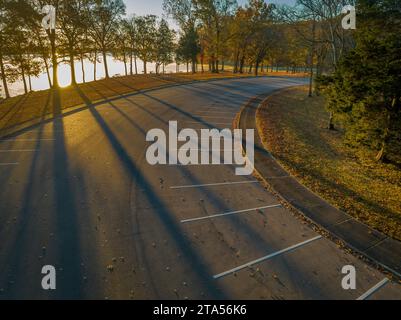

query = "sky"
124;0;296;17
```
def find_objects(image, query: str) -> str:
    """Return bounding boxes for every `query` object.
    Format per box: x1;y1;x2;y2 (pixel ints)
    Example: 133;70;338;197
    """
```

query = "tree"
58;0;88;85
318;0;401;162
176;25;199;73
135;15;157;74
0;0;11;98
29;0;62;89
87;0;126;79
113;19;131;76
193;0;238;73
163;0;198;72
154;19;175;74
5;0;42;94
123;15;139;75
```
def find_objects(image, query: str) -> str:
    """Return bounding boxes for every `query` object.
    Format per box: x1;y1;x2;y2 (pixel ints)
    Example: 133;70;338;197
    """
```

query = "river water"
1;55;187;97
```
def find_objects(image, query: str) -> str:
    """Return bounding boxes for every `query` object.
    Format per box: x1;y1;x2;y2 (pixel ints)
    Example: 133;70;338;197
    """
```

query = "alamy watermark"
41;5;56;31
342;5;356;30
39;4;357;32
41;265;56;290
145;121;255;176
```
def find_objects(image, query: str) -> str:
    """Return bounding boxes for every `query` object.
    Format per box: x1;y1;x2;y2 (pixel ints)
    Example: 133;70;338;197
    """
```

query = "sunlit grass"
257;86;401;240
0;71;307;134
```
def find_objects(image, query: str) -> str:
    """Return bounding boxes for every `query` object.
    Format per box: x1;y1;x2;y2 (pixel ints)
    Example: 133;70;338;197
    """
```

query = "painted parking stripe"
170;180;259;189
213;236;323;280
185;122;232;126
0;149;39;153
181;204;282;224
356;278;390;300
171;149;238;152
194;116;233;120
0;163;19;166
195;112;236;115
0;139;55;142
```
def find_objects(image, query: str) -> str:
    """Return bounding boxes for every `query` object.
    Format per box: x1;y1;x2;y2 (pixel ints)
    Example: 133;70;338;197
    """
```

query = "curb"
237;89;401;280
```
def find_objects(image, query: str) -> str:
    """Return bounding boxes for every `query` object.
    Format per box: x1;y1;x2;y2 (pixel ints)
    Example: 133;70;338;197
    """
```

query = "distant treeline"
0;0;355;98
0;0;399;162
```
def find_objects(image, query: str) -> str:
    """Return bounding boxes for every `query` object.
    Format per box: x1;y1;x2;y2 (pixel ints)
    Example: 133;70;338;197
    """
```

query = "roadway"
0;76;400;299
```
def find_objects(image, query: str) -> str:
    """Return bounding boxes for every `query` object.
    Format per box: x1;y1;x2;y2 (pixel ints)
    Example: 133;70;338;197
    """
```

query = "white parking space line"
213;236;323;280
0;163;19;166
195;112;236;116
0;139;55;142
170;180;259;189
181;204;282;224
169;164;219;166
356;278;390;300
185;122;233;126
194;116;234;120
171;149;238;152
0;149;39;153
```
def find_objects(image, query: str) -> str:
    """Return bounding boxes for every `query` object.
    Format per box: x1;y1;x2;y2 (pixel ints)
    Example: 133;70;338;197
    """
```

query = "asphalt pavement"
0;77;400;300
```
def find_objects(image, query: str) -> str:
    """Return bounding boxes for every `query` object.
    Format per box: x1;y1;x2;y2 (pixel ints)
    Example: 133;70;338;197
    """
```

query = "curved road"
0;77;400;300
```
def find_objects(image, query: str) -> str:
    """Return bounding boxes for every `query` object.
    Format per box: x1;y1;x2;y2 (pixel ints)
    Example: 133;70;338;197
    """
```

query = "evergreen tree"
318;0;401;162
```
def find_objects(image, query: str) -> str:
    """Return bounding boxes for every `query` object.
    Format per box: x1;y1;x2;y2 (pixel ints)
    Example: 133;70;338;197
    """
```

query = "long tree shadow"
0;122;48;298
51;88;84;298
0;91;52;186
0;88;84;299
73;84;227;298
276;154;401;226
0;94;31;128
73;85;333;298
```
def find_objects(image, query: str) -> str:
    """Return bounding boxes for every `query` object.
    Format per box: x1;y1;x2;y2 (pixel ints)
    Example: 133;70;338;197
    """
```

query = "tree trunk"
50;29;58;88
143;59;147;74
308;63;314;97
42;54;52;88
328;112;335;130
22;75;28;94
81;54;86;83
0;51;10;99
254;60;260;76
102;50;109;78
192;59;196;74
376;99;397;162
130;52;133;75
239;55;245;74
70;52;77;85
20;59;28;94
28;74;32;92
309;18;316;97
93;50;97;81
124;57;128;76
234;50;240;73
134;55;138;75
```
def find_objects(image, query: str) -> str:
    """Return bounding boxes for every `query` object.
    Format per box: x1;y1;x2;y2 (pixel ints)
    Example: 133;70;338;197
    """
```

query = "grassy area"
257;86;401;241
0;71;307;135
